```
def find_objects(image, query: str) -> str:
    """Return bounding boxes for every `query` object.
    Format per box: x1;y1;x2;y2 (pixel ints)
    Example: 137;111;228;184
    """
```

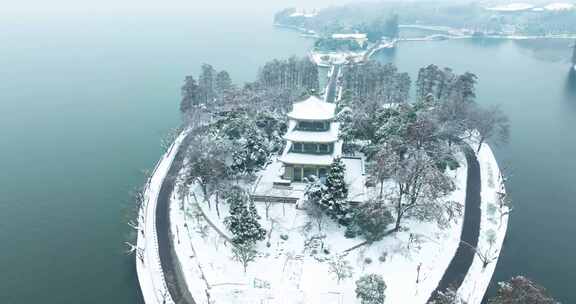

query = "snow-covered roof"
284;129;339;143
287;96;336;121
280;153;337;166
331;33;367;40
544;2;574;11
486;3;535;12
290;10;318;18
279;141;343;166
283;121;339;143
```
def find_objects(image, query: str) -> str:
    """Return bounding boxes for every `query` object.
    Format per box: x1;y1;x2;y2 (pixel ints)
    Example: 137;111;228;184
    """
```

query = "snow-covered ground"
457;142;509;303
544;2;574;11
309;51;366;67
170;151;469;303
136;130;190;304
486;3;535;12
170;190;213;304
290;11;318;18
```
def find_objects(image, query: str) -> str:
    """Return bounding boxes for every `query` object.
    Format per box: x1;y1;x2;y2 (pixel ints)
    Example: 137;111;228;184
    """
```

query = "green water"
1;10;575;304
0;12;312;304
375;38;576;302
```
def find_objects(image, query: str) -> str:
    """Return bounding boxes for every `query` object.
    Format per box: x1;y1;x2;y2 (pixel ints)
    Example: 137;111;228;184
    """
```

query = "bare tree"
369;149;398;199
304;198;325;232
460;240;498;270
467;105;510;153
329;255;354;284
385;148;459;232
263;200;274;220
232;244;257;273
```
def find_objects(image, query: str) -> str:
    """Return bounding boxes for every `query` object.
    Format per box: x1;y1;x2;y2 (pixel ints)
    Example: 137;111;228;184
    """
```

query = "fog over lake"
0;1;575;303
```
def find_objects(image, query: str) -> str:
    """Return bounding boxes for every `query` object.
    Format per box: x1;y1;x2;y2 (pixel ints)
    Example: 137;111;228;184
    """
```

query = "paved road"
429;146;482;301
156;133;196;304
325;64;341;103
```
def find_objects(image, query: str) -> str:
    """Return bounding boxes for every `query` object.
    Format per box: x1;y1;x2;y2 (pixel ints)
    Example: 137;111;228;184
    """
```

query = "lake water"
375;38;576;302
1;9;575;304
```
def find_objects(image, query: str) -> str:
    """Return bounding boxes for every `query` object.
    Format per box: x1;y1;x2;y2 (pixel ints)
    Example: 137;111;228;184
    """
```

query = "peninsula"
134;10;516;304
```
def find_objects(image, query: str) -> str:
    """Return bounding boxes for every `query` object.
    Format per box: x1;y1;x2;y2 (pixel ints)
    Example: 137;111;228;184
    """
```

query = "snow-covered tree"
319;158;351;224
180;75;199;114
328;255;353;284
429;288;465;304
467;104;510;153
199;63;216;105
304;176;326;231
355;274;387;304
230;130;270;177
348;200;394;242
215;70;233;96
232;243;257;273
185;133;233;210
488;276;559;304
388;148;459;231
224;188;266;246
416;64;442;103
342;62;411;104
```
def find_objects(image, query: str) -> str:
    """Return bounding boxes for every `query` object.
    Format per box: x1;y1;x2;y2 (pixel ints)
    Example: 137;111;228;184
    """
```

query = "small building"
251;95;367;204
331;33;368;47
279;95;343;182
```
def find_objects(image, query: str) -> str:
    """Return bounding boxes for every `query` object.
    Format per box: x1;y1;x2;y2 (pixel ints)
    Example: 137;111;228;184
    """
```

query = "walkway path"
155;133;196;304
324;64;341;103
429;146;482;300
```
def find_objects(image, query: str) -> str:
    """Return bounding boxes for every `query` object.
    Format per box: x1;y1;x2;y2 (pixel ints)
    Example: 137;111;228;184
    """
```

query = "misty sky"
2;0;372;15
5;0;531;16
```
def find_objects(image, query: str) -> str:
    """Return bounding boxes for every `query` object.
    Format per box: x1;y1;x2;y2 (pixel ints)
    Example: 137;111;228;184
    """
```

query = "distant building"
331;33;368;48
485;2;575;13
543;2;575;11
279;95;342;182
485;3;535;13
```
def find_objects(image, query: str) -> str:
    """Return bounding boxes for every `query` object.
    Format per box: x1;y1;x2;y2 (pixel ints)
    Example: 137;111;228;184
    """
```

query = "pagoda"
279;95;342;182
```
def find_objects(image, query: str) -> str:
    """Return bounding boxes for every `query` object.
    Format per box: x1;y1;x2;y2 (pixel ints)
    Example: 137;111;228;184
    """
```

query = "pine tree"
224;188;266;246
231;130;270;176
320;158;351;224
215;70;233;96
180;75;199;114
199;63;216;105
325;157;348;200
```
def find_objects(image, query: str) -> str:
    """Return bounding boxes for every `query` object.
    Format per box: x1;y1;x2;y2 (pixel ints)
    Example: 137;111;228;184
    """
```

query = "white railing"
136;130;190;304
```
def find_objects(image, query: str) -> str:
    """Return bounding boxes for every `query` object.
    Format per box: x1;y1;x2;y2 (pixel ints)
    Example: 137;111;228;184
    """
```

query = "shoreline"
136;129;191;304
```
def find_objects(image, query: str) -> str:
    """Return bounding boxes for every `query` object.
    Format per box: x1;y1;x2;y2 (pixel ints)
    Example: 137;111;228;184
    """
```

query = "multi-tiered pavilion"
252;95;366;204
279;95;342;182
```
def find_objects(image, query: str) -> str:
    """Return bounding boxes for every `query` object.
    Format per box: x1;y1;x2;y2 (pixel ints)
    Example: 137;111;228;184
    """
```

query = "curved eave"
279;154;336;166
283;133;338;143
287;113;335;121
